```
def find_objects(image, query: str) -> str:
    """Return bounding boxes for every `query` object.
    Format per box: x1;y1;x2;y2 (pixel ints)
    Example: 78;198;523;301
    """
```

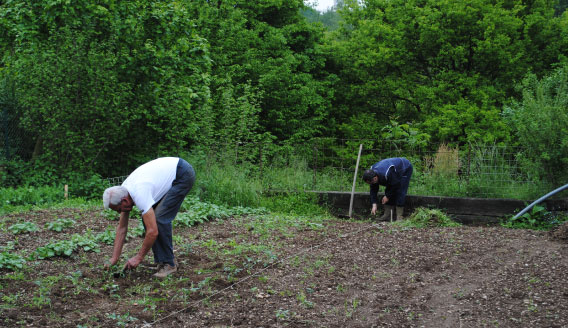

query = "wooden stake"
349;144;363;218
64;184;68;200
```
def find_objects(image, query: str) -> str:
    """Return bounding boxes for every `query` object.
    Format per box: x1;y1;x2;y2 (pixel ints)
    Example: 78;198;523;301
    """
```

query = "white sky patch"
306;0;336;12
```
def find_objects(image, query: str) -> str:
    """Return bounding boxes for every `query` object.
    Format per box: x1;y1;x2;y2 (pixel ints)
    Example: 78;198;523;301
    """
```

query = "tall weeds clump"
427;143;460;178
260;155;314;191
415;144;464;197
190;158;263;208
187;150;328;215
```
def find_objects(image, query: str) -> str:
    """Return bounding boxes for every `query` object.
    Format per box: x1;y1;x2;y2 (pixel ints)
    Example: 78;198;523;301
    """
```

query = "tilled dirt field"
1;207;567;327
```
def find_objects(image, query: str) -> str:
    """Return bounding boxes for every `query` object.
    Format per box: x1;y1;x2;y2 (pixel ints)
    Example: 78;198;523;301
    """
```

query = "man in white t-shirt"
102;157;195;278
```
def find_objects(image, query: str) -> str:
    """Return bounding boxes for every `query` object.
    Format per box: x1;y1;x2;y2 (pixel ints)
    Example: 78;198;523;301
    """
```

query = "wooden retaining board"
307;191;568;225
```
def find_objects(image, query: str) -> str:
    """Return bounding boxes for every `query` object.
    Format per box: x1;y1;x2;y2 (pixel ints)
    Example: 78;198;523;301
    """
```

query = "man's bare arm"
124;208;158;269
107;211;130;267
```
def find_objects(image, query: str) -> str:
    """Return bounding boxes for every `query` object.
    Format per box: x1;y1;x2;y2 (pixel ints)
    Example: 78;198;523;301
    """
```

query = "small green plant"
31;275;61;308
129;221;145;238
275;308;291;320
296;291;314;308
345;298;361;318
45;218;76;232
102;282;121;295
66;270;84;295
0;251;26;270
106;312;138;327
96;227;116;245
101;210;119;221
71;233;100;253
502;205;567;230
8;222;39;234
2;291;21;306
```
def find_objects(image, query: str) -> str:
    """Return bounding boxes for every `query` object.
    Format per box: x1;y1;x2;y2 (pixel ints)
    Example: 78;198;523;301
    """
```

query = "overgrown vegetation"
394;207;462;228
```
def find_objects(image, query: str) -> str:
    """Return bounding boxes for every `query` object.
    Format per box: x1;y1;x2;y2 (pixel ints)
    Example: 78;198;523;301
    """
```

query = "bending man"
103;157;195;278
362;157;413;221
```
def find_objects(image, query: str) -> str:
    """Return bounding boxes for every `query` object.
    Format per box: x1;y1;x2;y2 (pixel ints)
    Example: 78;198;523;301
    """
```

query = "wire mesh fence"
89;138;549;201
198;138;550;200
303;139;542;199
106;176;128;187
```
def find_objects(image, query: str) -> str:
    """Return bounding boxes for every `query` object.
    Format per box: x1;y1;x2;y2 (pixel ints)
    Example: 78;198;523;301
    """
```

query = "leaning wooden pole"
349;144;363;218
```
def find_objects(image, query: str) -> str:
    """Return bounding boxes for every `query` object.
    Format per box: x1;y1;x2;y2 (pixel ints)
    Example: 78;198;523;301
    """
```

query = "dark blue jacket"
369;157;413;205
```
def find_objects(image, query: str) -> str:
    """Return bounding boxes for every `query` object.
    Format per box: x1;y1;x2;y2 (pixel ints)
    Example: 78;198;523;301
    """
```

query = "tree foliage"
328;0;567;145
0;0;566;186
2;1;211;176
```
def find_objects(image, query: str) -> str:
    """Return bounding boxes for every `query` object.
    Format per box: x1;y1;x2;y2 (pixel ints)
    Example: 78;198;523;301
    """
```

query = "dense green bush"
65;173;108;200
505;65;568;185
0;186;63;208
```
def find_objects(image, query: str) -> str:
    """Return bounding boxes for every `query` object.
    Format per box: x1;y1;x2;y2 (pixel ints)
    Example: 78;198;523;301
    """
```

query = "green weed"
0;251;26;270
106;312;138;327
96;227;116;245
296;291;314;308
35;240;76;259
31;275;62;308
345;298;361;318
71;233;100;253
45;218;76;232
395;207;461;228
275;308;292;320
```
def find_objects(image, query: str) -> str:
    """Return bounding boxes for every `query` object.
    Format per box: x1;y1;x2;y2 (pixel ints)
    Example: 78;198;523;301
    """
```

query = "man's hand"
123;255;142;270
381;196;389;205
104;258;118;270
371;203;378;215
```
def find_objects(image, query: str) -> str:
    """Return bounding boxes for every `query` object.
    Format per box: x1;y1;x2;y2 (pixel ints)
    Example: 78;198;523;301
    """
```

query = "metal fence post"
313;145;317;190
259;142;263;178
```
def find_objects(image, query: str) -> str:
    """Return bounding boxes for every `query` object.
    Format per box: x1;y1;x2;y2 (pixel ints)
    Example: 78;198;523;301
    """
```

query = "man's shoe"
153;263;177;278
396;206;405;221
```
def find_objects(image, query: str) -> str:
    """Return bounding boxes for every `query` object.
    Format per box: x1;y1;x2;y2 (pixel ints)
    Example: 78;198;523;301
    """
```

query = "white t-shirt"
122;157;179;214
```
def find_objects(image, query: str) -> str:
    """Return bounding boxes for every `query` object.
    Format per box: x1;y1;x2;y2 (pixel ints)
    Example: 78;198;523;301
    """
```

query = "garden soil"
1;208;568;327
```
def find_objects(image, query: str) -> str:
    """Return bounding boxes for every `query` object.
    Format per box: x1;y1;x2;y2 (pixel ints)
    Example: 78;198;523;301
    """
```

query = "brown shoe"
153;263;177;278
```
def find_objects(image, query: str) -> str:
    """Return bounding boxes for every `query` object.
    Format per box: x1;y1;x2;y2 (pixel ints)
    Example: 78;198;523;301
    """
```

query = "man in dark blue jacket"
362;157;413;221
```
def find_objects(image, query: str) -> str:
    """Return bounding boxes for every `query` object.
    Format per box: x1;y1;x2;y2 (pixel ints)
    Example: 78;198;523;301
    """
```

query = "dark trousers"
150;159;195;266
395;165;413;206
385;164;413;206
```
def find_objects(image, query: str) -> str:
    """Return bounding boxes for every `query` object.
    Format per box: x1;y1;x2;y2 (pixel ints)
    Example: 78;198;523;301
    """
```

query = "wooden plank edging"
303;191;568;225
